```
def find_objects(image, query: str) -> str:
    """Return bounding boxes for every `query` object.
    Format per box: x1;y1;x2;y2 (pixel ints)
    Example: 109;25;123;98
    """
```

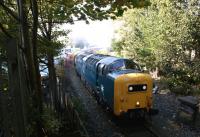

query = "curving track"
65;64;165;137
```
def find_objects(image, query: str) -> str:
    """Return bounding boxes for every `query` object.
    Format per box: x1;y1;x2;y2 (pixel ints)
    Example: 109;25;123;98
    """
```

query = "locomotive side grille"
128;84;147;92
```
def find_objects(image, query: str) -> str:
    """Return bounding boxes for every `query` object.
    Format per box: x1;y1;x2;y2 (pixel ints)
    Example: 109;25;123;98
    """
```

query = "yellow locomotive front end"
114;73;153;116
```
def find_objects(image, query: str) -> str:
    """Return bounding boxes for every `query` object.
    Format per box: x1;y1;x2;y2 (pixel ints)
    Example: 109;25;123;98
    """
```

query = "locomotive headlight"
136;101;140;107
129;86;133;91
142;85;147;90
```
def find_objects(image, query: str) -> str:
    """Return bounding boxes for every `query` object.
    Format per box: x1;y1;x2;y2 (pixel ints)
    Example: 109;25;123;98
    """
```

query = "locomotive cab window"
125;59;141;70
109;59;141;72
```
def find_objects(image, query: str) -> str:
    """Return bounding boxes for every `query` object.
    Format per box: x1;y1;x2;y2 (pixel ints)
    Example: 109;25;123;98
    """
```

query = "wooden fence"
56;76;89;137
63;93;89;137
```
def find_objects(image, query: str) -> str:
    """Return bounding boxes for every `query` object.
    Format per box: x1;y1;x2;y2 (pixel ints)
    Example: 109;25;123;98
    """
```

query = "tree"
0;0;44;136
112;0;200;91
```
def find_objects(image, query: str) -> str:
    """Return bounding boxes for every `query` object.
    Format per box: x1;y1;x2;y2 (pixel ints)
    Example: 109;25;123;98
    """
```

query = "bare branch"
40;67;48;72
38;23;47;38
38;57;48;65
42;20;78;24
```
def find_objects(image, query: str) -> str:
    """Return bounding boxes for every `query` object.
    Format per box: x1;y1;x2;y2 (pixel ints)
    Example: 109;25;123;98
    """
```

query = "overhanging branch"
40;66;48;72
42;20;78;24
0;1;20;22
38;57;48;65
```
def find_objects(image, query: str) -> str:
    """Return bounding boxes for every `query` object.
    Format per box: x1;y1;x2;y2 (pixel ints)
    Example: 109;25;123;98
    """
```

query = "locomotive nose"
113;73;153;116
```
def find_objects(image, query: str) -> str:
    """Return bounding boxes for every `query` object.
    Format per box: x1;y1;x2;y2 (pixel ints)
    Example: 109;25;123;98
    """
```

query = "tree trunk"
47;53;59;111
31;0;44;136
45;21;59;111
17;0;36;92
17;0;43;136
31;0;43;112
6;38;27;137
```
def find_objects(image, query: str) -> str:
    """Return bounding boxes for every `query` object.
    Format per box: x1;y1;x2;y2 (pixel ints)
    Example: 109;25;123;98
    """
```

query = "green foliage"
112;0;200;93
0;3;18;38
42;107;61;136
0;1;18;60
38;37;64;58
71;96;88;121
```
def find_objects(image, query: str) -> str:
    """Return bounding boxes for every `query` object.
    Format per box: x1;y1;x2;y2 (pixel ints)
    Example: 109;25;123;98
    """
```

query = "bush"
160;62;200;95
165;77;193;95
42;107;61;136
71;97;87;121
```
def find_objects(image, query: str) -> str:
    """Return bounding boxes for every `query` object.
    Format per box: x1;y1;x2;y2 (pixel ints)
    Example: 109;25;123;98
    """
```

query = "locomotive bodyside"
83;54;108;89
75;53;154;116
74;52;89;76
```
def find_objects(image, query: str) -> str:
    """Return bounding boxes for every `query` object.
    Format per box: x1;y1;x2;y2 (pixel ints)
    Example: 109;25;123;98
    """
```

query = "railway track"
109;114;162;137
69;66;165;137
79;79;164;137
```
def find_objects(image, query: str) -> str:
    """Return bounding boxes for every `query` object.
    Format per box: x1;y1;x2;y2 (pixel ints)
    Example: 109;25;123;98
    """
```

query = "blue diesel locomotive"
74;52;156;116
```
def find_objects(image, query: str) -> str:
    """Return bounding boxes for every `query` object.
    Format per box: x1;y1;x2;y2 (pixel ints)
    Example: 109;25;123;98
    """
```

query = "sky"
42;20;121;75
62;20;121;48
